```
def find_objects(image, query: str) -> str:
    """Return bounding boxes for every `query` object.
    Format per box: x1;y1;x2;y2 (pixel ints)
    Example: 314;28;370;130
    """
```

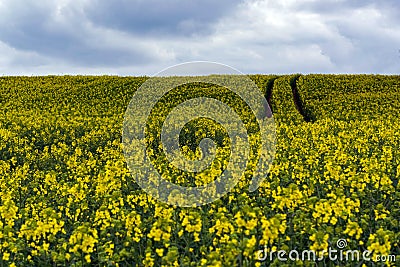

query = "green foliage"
0;75;399;266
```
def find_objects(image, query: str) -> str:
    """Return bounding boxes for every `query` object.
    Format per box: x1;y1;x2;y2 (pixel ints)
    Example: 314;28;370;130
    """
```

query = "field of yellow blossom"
0;75;399;266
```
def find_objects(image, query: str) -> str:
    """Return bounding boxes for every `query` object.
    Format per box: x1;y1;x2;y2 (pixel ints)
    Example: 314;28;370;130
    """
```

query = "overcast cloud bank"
0;0;399;75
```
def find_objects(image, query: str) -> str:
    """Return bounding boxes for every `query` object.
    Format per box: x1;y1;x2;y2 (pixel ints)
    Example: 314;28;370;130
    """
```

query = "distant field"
0;75;399;266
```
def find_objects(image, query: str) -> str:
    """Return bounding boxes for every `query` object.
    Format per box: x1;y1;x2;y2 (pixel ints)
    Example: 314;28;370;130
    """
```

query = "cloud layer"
0;0;399;75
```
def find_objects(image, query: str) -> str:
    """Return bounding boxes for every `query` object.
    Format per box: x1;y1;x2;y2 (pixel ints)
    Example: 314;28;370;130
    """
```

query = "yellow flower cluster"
0;75;399;266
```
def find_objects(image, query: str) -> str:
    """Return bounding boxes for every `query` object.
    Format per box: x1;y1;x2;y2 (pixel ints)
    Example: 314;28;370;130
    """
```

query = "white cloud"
0;0;399;75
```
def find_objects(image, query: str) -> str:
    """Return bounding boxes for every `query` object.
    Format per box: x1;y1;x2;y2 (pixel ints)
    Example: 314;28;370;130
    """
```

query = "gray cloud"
83;0;242;37
0;2;75;54
0;0;399;75
0;1;155;67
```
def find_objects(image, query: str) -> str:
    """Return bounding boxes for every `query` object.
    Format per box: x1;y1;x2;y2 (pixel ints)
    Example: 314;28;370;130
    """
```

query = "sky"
0;0;399;76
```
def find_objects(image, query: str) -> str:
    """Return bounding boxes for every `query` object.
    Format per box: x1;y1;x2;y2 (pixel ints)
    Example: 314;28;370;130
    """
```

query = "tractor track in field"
266;74;314;122
290;75;314;122
263;76;278;118
265;76;277;109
